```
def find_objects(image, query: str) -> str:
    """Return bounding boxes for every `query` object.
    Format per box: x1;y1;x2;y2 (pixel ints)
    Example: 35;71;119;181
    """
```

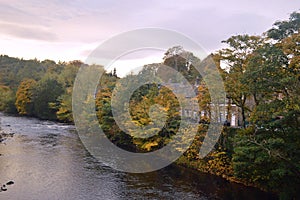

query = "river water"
0;113;277;200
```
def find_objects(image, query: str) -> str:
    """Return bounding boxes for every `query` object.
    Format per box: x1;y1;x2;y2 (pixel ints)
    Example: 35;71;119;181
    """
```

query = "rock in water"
1;186;7;191
6;181;14;185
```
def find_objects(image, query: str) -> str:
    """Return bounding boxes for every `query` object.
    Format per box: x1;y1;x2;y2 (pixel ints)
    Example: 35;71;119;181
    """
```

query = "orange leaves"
15;79;37;115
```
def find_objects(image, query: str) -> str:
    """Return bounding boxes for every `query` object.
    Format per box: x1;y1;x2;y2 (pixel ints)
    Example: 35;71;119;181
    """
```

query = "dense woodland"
0;12;299;199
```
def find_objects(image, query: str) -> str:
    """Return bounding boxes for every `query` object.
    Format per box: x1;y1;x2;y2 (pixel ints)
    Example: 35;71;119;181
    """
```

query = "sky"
0;0;299;76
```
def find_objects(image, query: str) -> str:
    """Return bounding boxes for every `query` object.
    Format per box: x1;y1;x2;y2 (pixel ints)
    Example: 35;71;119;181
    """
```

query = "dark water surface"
0;113;277;200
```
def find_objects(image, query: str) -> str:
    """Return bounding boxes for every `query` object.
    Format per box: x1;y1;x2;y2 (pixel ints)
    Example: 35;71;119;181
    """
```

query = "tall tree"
219;35;263;127
267;12;300;41
232;12;300;199
0;85;16;113
33;78;64;120
15;79;37;116
243;43;288;108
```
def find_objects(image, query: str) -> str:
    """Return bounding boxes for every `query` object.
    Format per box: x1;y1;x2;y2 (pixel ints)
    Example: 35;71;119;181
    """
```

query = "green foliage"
54;62;79;122
163;46;201;84
219;34;263;127
55;94;73;122
57;62;79;88
267;12;300;41
95;73;135;151
244;44;288;106
0;56;81;121
0;55;47;88
33;78;64;120
0;85;16;113
228;11;300;199
233;118;300;199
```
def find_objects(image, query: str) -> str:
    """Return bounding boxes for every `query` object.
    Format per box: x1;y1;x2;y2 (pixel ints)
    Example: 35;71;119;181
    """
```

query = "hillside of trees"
0;12;299;199
0;57;82;121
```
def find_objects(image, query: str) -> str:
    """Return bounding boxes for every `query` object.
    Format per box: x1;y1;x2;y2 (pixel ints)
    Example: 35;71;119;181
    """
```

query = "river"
0;113;277;200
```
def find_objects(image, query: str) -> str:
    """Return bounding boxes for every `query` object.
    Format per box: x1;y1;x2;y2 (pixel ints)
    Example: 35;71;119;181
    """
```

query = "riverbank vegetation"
0;12;299;199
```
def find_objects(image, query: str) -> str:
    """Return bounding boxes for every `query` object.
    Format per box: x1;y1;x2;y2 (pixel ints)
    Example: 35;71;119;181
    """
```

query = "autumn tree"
55;62;79;122
15;79;37;115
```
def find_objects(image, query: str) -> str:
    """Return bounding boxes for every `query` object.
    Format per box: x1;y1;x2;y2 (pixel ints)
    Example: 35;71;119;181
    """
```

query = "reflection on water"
0;114;277;200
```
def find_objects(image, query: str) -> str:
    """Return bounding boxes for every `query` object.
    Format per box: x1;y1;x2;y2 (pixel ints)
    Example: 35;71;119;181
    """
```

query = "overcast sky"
0;0;299;68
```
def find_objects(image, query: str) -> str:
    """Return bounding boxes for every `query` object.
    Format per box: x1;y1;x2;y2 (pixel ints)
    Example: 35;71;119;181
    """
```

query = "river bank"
0;112;278;199
0;126;14;144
